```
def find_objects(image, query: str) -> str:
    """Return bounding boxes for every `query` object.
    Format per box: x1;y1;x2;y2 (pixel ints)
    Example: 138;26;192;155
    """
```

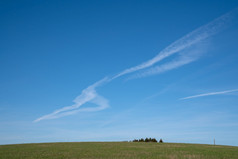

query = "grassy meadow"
0;142;238;159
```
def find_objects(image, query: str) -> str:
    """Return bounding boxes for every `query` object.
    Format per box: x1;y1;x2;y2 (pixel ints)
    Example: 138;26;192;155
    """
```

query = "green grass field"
0;142;237;159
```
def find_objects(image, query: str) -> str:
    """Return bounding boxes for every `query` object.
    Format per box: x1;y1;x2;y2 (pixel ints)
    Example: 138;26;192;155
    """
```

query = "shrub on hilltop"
132;138;158;143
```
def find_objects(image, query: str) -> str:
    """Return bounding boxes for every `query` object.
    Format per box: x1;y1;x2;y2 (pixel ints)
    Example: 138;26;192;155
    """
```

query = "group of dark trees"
132;138;163;143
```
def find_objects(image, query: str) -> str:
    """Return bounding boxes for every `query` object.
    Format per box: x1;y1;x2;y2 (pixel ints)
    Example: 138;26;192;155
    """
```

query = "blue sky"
1;0;238;146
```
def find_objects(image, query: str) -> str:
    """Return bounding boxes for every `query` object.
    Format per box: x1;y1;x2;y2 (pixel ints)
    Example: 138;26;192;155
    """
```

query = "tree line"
132;138;163;143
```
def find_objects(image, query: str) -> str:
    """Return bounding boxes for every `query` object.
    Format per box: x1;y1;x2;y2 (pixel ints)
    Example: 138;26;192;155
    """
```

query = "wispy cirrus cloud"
129;42;208;79
34;78;110;122
179;89;238;100
112;10;234;79
130;55;195;79
34;9;237;122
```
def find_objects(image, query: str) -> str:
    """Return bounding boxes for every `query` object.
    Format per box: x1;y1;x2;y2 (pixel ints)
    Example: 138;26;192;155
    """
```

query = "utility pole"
214;138;215;146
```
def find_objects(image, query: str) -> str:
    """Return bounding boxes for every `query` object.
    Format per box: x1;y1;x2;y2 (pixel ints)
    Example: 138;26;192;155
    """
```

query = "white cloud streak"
180;89;238;100
34;9;236;122
129;42;208;79
130;55;195;79
112;10;233;79
34;78;110;122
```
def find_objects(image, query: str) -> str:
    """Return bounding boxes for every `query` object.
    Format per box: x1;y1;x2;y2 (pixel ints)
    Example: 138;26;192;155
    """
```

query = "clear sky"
1;0;238;146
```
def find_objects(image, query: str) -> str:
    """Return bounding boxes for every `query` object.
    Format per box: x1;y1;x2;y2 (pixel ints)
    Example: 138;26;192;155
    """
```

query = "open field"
0;142;238;159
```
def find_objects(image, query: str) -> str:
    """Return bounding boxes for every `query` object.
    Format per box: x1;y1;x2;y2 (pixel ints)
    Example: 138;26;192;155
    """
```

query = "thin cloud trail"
180;89;238;100
112;10;235;80
130;55;195;79
34;9;237;122
129;42;208;79
34;77;110;122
